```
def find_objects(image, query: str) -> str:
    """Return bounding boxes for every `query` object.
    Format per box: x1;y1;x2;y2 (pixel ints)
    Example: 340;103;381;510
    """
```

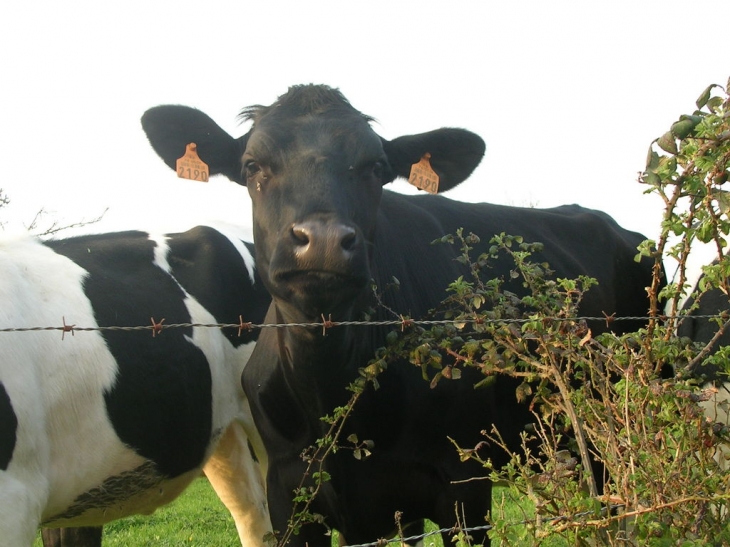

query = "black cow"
142;84;656;546
0;226;272;546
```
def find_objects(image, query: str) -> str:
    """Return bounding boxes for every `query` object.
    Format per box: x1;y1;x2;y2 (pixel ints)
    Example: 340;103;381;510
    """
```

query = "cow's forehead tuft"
239;84;373;126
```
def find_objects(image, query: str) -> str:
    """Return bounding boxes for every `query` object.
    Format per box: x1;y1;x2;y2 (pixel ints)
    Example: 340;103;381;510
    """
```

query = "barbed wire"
0;313;721;338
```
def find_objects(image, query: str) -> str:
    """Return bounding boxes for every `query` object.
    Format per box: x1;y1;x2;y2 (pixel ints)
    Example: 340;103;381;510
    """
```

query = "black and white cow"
142;84;657;547
0;225;272;546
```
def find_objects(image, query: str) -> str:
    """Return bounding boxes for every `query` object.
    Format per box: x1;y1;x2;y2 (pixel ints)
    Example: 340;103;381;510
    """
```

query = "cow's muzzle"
268;219;369;314
289;220;359;271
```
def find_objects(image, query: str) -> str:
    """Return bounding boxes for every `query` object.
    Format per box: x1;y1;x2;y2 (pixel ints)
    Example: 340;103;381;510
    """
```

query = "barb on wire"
61;316;75;340
150;317;165;338
321;313;336;335
238;315;253;336
400;315;413;332
602;311;616;329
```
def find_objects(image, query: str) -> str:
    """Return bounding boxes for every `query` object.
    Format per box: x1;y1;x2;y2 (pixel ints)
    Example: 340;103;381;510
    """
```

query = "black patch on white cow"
164;226;268;347
46;232;212;478
0;381;17;470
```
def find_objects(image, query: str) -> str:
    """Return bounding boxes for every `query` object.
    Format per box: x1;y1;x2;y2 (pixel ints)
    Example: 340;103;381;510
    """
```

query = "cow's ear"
381;129;485;192
141;105;248;184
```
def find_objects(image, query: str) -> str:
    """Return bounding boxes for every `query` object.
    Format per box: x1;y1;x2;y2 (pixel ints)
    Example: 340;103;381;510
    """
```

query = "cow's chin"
273;270;367;320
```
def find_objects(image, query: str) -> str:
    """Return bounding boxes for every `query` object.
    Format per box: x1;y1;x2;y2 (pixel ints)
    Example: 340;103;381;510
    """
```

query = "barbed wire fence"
0;313;715;338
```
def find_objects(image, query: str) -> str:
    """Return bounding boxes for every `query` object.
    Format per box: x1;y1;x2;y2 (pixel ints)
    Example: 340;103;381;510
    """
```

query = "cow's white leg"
203;421;271;547
0;474;42;547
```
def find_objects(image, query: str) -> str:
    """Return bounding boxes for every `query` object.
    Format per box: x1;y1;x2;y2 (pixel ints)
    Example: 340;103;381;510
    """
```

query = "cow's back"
374;192;652;333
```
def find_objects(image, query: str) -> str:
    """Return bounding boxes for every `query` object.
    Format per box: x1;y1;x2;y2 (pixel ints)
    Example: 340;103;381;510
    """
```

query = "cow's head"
142;85;485;319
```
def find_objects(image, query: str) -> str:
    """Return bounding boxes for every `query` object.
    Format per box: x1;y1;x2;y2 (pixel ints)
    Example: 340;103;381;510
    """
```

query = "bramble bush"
278;78;730;546
436;77;730;545
450;78;730;545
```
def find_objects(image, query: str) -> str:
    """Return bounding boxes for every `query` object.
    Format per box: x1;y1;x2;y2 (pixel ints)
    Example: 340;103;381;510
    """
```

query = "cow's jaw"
275;271;368;322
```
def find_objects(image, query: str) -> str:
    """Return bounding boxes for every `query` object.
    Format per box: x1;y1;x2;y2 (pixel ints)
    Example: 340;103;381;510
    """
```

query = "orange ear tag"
407;153;439;194
176;143;210;182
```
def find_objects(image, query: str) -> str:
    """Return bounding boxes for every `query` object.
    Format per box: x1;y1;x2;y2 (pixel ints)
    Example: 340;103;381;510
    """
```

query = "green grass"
35;480;566;546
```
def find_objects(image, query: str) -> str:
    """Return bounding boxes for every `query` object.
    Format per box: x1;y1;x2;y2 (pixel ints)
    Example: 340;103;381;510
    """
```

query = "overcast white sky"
1;0;728;258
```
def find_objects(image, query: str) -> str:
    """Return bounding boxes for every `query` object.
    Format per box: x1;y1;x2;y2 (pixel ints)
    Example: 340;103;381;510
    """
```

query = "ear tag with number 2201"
176;143;210;182
408;153;439;194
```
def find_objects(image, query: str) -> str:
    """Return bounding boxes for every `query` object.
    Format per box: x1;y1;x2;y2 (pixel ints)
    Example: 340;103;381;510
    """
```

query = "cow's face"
142;84;486;320
240;88;388;318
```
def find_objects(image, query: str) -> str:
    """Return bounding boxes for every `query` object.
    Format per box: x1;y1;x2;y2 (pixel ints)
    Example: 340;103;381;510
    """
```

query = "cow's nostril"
291;225;311;246
341;227;357;252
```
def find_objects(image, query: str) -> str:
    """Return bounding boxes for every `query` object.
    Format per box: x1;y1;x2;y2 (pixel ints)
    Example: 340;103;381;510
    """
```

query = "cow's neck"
270;292;371;384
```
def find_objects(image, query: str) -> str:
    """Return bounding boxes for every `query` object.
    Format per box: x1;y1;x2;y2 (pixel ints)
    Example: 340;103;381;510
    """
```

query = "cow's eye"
244;161;262;178
372;161;384;181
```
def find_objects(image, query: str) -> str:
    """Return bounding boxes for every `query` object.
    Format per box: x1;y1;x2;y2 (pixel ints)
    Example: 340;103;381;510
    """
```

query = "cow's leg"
0;475;41;547
433;482;492;547
203;421;271;547
40;527;103;547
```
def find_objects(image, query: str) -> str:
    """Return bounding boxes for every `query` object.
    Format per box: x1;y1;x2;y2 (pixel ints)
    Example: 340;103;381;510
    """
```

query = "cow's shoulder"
163;226;266;341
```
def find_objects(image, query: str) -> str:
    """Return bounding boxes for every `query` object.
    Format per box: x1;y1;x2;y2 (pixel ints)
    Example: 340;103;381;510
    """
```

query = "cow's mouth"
274;269;368;306
268;266;371;318
277;269;365;290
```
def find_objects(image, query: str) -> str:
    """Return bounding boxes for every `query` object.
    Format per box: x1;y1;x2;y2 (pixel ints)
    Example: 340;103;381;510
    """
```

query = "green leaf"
707;95;724;113
657;132;678;155
696;84;717;109
474;375;496;389
642;170;660;186
312;471;331;482
464;339;481;357
429;371;443;389
697;221;715;243
680;113;703;125
670;118;697;139
715;190;730;215
515;381;532;403
646;147;660;170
